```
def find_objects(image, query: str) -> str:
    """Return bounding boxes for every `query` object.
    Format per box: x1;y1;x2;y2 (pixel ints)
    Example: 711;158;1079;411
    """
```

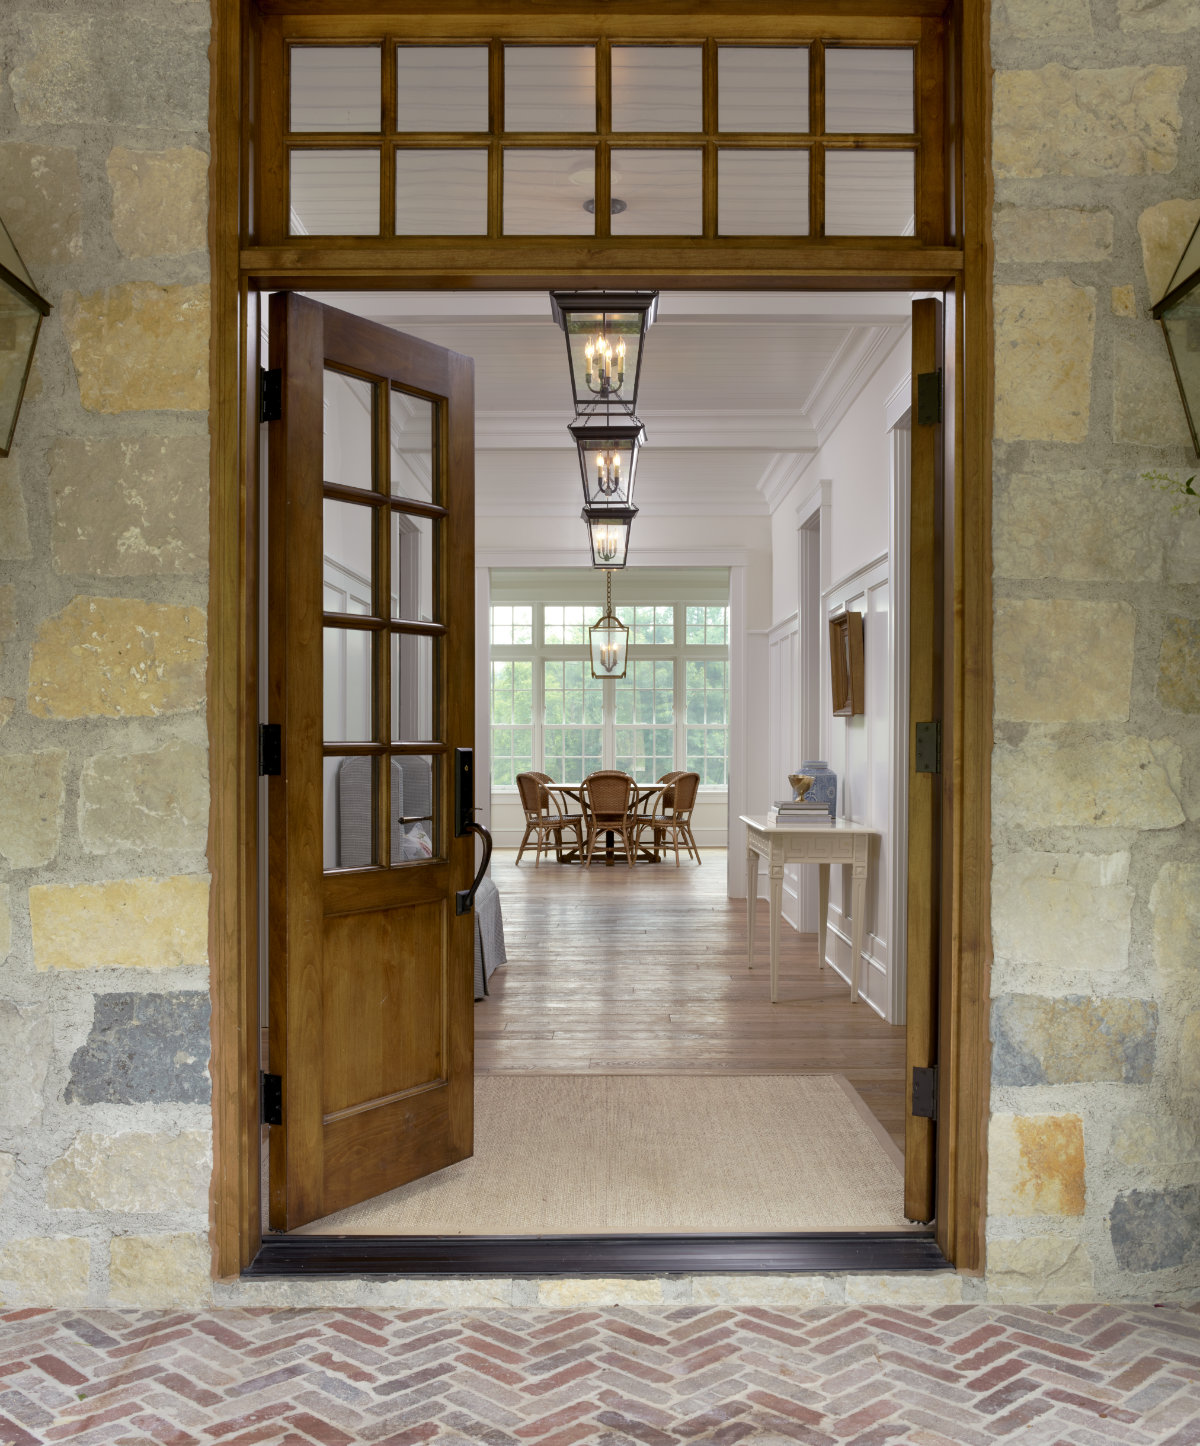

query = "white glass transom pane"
505;47;596;132
825;150;915;235
290;47;381;133
825;49;914;134
610;150;702;236
612;47;702;132
324;369;374;491
395;150;487;235
718;48;809;133
396;46;489;132
718;150;809;235
289;150;379;235
503;150;594;235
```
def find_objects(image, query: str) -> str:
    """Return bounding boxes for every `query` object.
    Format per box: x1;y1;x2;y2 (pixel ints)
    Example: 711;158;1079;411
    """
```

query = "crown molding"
806;322;908;443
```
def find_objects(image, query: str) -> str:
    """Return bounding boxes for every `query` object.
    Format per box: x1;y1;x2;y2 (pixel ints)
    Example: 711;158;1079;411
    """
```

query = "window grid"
616;604;674;645
686;604;728;645
489;601;728;790
685;658;729;786
490;604;532;647
277;33;931;244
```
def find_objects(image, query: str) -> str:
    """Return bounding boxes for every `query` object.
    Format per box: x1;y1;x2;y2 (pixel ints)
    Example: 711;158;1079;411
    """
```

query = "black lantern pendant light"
583;502;637;570
1152;215;1200;457
550;291;658;416
569;416;645;508
0;216;51;458
589;569;629;679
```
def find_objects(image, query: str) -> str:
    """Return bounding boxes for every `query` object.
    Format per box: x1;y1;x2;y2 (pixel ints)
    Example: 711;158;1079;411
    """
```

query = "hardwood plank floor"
476;849;907;1153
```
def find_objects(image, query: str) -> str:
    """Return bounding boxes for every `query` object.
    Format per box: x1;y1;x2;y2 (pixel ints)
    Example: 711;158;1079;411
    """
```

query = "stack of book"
767;798;834;826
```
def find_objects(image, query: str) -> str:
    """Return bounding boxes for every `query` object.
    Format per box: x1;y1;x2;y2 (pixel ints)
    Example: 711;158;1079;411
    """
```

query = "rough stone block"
0;1000;52;1130
108;1233;210;1308
108;146;208;259
1111;285;1137;317
1158;617;1200;713
0;1237;90;1306
1182;1014;1200;1093
995;598;1134;721
28;596;206;720
994;207;1113;264
30;874;209;972
10;15;209;130
1113;334;1195;447
0;885;10;961
535;1278;664;1307
1138;199;1200;302
0;144;82;265
992;994;1157;1085
994;468;1165;583
0;701;14;730
1111;1108;1200;1170
993;736;1184;830
989;1113;1086;1216
992;851;1133;975
995;279;1094;443
61;283;209;414
0;751;67;868
1110;1185;1200;1272
406;1280;515;1307
0;458;32;561
994;0;1093;39
1150;862;1200;981
0;585;14;640
1120;0;1199;32
0;1154;14;1205
844;1274;963;1305
48;437;209;577
986;1236;1094;1302
79;739;209;854
47;1130;210;1213
691;1275;840;1306
66;991;211;1105
994;65;1185;178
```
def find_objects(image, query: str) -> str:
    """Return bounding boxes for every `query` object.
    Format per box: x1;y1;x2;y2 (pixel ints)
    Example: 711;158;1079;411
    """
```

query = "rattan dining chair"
635;769;702;866
515;772;584;866
580;770;638;868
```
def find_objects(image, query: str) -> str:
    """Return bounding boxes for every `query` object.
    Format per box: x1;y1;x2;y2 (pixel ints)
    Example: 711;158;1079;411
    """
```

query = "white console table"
740;815;878;1004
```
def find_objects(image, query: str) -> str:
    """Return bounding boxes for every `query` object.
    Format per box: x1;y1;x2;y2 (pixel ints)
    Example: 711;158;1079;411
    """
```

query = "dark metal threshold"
245;1230;947;1277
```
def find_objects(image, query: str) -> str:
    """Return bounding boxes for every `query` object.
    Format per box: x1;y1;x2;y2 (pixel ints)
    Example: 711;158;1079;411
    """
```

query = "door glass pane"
718;48;809;132
396;150;488;235
324;627;374;742
612;47;702;132
290;46;381;133
392;633;435;742
610;150;702;236
391;390;436;502
503;149;594;235
396;46;489;132
825;150;915;235
324;370;374;490
392;754;439;862
289;150;380;235
505;47;596;132
825;49;914;134
718;150;809;235
392;511;436;622
326;755;377;870
324;499;374;612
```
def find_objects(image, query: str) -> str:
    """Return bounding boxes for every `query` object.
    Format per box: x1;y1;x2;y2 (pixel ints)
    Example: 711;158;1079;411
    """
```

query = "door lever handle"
456;820;492;916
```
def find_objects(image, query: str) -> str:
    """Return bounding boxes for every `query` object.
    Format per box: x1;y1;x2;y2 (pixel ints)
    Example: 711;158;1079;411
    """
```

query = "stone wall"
0;0;214;1306
989;0;1200;1300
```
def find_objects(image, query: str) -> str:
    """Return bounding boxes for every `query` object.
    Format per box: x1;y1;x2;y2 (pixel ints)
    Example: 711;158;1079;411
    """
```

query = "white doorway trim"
886;392;912;1026
794;481;831;931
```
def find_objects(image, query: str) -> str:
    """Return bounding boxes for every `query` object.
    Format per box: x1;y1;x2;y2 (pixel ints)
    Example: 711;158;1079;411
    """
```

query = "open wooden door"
265;293;477;1231
904;296;944;1224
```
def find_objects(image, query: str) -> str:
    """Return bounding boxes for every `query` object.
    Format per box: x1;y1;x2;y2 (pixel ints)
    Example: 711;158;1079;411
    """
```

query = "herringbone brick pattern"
1;1302;1198;1446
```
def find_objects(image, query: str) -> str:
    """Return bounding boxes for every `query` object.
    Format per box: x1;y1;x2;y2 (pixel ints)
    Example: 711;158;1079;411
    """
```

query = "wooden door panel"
322;1087;463;1218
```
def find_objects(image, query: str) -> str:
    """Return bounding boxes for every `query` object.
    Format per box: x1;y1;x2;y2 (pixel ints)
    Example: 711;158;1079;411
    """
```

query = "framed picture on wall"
829;611;865;716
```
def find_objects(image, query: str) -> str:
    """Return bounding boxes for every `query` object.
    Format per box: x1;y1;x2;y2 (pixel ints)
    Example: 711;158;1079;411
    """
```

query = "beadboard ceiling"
302;290;912;517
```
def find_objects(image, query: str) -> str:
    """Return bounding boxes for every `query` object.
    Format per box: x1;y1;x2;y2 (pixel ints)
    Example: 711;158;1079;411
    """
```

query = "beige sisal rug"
296;1073;912;1235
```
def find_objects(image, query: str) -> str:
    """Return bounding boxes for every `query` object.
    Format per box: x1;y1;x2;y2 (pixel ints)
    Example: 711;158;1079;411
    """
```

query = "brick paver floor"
1;1302;1199;1445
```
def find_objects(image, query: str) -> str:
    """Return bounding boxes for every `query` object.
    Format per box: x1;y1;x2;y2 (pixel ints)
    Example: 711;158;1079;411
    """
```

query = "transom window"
489;599;729;787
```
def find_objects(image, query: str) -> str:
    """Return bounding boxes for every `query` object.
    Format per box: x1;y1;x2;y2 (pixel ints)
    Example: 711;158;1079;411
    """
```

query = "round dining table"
545;779;666;866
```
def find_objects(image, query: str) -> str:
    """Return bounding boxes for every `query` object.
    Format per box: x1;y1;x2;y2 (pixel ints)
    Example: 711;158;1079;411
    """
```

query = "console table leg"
768;863;784;1004
746;848;759;971
817;863;830;972
850;871;867;1003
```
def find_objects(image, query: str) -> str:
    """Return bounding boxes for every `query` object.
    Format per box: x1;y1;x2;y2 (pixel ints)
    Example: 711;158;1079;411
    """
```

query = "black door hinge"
916;368;942;426
259;367;282;423
912;1066;938;1120
261;1072;283;1126
915;720;941;775
258;723;282;776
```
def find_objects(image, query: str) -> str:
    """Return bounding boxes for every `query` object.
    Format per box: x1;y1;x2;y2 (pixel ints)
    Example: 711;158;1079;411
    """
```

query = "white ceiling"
304;290;912;517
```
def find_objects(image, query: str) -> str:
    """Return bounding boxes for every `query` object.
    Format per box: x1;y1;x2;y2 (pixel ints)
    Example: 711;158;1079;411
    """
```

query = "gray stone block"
992;994;1158;1085
65;992;211;1105
1110;1185;1200;1273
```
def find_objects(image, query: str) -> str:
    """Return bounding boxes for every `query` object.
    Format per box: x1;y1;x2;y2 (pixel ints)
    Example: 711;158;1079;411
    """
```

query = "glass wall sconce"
1152;215;1200;458
0;217;51;457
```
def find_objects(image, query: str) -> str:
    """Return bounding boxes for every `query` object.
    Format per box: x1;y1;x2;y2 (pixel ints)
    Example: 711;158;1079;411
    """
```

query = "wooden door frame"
208;0;993;1279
